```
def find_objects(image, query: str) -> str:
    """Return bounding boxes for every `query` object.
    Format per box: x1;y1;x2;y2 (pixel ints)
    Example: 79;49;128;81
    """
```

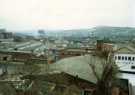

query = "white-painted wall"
114;53;135;95
119;73;135;95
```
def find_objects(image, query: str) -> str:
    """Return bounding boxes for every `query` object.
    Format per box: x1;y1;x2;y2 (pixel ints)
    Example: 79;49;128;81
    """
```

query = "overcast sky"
0;0;134;31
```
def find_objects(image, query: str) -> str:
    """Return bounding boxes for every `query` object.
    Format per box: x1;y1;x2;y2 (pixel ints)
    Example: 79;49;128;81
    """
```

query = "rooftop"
50;55;106;84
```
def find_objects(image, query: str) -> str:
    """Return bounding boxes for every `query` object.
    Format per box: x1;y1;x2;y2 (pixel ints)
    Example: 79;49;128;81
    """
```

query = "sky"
0;0;134;31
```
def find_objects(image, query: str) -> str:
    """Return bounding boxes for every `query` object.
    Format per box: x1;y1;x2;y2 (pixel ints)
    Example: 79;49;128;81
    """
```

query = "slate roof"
50;55;106;84
114;44;135;54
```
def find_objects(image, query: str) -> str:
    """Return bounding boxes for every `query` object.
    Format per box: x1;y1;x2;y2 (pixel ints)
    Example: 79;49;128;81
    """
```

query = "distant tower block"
0;29;13;42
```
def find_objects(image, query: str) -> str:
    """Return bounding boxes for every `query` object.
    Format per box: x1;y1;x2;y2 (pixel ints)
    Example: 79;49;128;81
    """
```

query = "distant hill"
92;26;135;38
11;26;135;39
13;31;38;37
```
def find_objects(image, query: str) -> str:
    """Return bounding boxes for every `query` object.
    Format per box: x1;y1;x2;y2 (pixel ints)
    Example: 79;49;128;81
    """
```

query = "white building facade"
114;53;135;72
114;46;135;95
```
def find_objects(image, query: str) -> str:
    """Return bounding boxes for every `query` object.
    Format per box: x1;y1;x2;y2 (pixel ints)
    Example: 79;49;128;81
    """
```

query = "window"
128;57;131;61
122;56;124;60
3;57;7;61
118;56;121;60
132;57;135;61
83;91;91;95
125;56;127;60
131;66;135;69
